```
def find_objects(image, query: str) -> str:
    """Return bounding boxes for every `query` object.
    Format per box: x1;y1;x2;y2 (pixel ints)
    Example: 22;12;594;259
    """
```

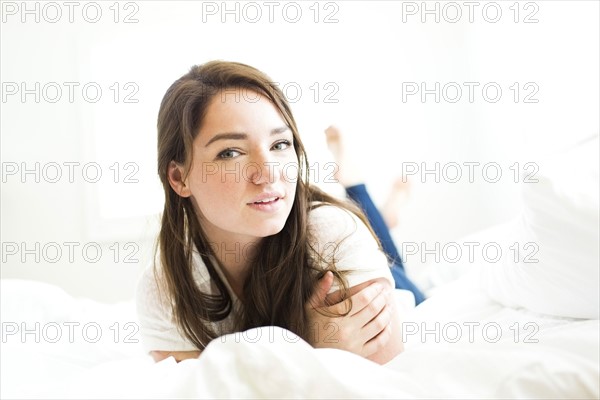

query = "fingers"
307;271;334;309
362;316;393;357
323;282;385;316
346;282;385;316
360;297;392;342
324;286;345;306
353;288;389;328
360;291;394;356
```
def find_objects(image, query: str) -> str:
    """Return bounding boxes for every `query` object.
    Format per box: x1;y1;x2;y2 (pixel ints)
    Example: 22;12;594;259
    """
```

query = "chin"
254;218;289;238
260;224;287;238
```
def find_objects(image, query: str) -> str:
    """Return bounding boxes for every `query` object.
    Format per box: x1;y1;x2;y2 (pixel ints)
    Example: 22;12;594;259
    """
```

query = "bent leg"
345;183;425;304
345;184;404;267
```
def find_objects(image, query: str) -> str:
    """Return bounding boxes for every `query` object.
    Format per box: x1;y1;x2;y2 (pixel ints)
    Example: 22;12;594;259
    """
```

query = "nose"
246;151;281;185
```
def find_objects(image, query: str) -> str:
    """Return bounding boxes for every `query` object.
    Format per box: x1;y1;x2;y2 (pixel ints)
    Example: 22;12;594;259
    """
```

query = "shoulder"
308;203;394;289
135;250;212;315
135;258;169;321
308;203;378;250
134;251;214;353
308;203;364;241
309;202;355;223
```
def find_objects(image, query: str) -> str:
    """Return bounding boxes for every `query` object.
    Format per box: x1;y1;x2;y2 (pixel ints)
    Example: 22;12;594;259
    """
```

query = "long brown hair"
156;60;374;349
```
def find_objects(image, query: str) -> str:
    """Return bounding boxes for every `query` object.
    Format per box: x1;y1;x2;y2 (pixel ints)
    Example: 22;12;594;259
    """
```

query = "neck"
204;231;261;299
196;210;265;298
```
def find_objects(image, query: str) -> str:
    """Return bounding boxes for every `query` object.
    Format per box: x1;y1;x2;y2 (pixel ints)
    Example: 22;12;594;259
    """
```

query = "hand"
305;271;394;358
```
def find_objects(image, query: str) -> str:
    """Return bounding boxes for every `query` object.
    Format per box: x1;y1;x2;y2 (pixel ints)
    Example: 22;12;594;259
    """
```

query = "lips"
252;197;279;204
247;192;285;212
247;192;284;205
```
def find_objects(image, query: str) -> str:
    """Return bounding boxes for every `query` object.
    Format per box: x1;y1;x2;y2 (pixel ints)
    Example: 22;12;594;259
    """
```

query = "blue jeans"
345;184;425;305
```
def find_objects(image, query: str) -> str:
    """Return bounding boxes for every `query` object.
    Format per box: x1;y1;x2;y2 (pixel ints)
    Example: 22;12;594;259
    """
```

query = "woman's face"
181;89;298;246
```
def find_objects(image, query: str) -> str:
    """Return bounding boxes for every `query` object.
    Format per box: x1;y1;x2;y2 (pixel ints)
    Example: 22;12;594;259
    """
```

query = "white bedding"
1;273;598;399
2;136;598;399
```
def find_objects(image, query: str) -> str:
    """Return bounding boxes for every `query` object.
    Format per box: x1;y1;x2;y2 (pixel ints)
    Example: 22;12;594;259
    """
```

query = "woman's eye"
217;149;240;159
272;140;291;151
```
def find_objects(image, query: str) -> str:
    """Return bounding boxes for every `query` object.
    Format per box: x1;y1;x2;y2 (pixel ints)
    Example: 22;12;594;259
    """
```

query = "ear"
167;161;191;198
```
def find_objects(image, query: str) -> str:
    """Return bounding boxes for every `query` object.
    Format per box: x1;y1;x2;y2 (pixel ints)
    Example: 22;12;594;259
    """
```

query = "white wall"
1;1;598;302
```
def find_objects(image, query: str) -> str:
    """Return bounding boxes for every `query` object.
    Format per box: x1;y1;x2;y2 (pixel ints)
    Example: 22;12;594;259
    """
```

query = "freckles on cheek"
204;175;240;204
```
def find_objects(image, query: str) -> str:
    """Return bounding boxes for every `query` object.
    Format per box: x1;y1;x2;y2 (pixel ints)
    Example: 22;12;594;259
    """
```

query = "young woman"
137;61;422;365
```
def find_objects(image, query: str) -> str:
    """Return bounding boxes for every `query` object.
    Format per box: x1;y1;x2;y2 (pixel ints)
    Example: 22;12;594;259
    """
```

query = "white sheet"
2;274;598;399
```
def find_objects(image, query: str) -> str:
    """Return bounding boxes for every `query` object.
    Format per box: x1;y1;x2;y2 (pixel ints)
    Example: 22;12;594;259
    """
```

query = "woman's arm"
137;264;204;364
306;272;403;364
338;277;403;364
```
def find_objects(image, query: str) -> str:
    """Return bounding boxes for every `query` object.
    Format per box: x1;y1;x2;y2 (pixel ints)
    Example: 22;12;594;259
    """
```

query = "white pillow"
481;134;599;319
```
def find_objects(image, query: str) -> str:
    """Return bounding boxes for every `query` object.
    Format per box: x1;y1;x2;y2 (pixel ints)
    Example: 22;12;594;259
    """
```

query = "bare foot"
324;125;364;187
381;177;411;229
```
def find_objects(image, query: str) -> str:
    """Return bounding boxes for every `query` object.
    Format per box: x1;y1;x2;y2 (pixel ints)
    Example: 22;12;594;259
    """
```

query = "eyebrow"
205;126;290;147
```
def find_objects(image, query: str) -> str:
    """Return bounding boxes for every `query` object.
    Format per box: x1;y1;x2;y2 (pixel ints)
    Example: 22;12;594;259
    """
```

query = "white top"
135;204;395;353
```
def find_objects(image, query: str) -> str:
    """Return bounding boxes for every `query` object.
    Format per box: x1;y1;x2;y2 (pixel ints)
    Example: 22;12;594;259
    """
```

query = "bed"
2;135;598;399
